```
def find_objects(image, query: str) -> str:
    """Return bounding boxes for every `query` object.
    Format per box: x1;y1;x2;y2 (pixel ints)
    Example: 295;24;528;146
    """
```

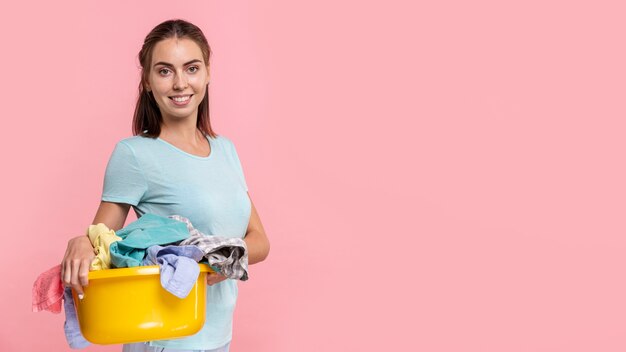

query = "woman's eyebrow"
153;59;202;68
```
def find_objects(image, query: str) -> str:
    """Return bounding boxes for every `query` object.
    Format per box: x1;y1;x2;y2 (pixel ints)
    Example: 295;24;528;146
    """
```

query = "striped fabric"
170;215;249;281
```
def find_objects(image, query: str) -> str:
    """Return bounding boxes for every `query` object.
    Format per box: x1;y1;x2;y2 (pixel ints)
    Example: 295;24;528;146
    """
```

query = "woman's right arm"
61;201;131;297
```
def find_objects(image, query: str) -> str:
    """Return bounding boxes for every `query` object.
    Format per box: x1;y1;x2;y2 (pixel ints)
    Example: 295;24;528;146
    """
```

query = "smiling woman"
132;20;215;140
60;19;270;352
146;41;209;122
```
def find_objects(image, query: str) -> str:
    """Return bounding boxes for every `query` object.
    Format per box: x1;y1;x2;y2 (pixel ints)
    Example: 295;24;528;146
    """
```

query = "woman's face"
145;37;210;123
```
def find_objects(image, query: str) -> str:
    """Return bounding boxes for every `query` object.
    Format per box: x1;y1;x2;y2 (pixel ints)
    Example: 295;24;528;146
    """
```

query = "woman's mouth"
169;95;193;106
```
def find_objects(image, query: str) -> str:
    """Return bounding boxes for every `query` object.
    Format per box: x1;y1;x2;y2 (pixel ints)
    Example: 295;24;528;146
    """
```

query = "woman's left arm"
206;193;270;285
244;193;270;265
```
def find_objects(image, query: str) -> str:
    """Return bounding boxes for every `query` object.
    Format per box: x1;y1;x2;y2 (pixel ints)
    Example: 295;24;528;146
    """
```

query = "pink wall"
3;0;626;351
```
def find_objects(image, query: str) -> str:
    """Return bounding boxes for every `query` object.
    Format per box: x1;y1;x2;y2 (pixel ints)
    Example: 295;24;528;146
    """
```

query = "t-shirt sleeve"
224;138;249;192
101;141;148;206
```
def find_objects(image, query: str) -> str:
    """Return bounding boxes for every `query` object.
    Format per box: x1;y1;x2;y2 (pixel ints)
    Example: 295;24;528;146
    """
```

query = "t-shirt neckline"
156;133;214;160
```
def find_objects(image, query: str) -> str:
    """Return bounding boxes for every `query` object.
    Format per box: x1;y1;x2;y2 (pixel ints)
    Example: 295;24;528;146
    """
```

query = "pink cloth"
32;264;64;313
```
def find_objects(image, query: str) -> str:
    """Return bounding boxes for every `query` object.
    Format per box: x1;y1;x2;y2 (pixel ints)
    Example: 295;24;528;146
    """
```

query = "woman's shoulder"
208;133;228;142
210;134;237;148
113;135;159;150
117;135;157;145
107;136;159;159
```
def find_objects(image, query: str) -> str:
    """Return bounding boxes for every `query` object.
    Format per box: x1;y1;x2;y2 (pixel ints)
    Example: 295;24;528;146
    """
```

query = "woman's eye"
158;68;171;75
188;66;199;73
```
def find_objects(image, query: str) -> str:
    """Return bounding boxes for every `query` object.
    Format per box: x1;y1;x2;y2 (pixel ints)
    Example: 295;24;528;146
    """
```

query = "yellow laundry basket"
72;264;213;345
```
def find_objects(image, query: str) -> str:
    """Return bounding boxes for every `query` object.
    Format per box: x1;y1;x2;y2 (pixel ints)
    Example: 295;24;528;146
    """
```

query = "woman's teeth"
172;96;191;102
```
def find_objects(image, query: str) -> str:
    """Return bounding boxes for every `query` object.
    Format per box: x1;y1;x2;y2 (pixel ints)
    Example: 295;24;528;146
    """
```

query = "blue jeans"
122;342;230;352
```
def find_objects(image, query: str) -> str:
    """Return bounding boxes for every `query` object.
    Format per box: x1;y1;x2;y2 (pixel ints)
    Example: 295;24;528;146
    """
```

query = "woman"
61;19;270;352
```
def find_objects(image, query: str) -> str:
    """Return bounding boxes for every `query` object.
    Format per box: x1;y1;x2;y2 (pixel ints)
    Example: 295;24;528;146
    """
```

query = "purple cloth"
142;245;205;298
63;287;90;349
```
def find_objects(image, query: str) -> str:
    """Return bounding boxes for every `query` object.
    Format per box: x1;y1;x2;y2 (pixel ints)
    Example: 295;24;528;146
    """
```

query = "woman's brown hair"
133;19;216;138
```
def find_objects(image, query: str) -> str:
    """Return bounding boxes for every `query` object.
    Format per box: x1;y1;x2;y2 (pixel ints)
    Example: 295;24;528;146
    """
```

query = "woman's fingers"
206;272;227;286
79;259;90;287
70;259;85;297
62;260;72;287
61;235;95;298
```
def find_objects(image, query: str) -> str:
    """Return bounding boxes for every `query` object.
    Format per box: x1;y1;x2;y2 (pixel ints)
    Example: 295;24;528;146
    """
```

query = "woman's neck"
159;119;203;143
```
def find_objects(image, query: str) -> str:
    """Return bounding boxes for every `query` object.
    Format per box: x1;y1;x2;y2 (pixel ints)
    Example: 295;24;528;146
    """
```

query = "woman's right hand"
61;235;96;299
60;201;130;298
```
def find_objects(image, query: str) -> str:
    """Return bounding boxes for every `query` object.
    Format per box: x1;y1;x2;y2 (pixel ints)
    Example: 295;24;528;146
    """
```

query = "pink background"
2;0;625;351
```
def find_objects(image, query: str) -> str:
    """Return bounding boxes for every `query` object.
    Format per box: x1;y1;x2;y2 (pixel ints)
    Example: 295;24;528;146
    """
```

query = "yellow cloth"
87;223;122;270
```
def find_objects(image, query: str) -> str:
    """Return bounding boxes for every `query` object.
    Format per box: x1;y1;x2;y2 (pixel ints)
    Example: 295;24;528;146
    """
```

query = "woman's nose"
173;72;188;90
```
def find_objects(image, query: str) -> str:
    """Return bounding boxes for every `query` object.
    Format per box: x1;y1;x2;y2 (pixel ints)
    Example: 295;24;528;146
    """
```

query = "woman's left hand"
206;272;227;286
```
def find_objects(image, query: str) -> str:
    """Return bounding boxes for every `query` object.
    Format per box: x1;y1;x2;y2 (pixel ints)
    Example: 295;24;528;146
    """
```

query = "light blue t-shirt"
102;134;251;350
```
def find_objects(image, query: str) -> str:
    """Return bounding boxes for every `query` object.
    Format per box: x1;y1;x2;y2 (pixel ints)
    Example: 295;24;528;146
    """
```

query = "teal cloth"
102;134;251;350
109;214;190;268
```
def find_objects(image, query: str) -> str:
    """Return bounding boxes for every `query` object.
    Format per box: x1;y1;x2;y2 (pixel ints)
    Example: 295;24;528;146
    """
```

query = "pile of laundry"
32;214;249;349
